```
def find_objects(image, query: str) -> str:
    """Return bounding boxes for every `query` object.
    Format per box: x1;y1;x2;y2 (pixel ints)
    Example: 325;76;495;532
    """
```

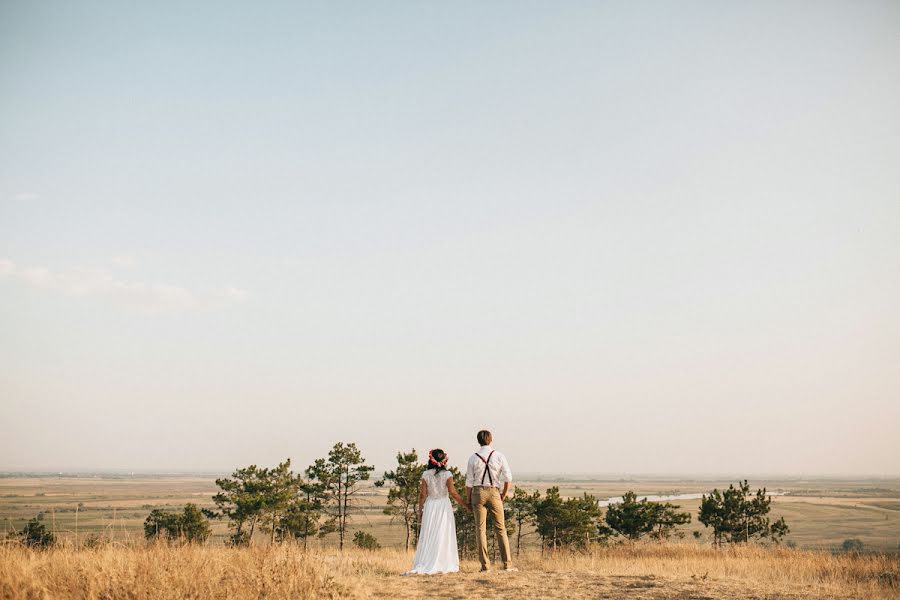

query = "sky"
1;1;898;476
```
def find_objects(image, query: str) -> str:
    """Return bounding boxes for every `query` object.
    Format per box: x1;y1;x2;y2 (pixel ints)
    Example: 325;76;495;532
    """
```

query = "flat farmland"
1;475;898;552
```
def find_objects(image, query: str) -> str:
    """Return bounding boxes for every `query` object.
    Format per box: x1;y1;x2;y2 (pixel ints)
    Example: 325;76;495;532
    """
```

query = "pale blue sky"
1;1;898;475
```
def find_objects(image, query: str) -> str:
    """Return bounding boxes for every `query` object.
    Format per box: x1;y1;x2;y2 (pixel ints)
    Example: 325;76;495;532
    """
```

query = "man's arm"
499;454;512;500
465;455;475;506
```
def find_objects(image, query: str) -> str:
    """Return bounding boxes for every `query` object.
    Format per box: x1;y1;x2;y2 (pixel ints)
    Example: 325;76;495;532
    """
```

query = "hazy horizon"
3;466;899;480
2;2;899;477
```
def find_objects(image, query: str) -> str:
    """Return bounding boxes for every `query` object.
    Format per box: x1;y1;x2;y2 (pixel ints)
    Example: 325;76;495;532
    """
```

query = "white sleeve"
465;455;475;487
500;453;512;483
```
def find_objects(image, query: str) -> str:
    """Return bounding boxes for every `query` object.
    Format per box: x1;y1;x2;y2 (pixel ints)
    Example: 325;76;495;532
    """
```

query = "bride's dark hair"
426;449;448;472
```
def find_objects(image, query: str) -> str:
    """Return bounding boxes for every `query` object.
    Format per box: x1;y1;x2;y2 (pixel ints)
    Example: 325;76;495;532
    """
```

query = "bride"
407;449;470;575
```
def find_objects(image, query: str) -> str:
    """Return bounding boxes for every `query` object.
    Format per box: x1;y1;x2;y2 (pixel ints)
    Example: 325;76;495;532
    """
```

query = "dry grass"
1;542;898;600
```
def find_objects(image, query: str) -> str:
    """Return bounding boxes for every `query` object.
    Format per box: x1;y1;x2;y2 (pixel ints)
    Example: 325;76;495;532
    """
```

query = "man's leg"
472;488;490;571
486;489;513;569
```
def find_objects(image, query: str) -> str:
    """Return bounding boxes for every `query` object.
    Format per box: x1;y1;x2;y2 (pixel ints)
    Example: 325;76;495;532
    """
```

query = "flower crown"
428;450;449;467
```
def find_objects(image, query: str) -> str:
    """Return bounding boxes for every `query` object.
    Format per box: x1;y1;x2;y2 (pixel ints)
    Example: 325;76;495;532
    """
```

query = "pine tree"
259;460;300;545
647;501;691;541
604;491;655;541
605;491;690;542
532;487;603;550
380;449;425;551
205;465;268;545
508;487;539;556
277;461;330;548
699;480;789;545
319;442;374;551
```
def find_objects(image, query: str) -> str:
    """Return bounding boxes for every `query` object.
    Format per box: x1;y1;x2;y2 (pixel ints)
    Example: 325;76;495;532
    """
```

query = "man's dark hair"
477;430;492;446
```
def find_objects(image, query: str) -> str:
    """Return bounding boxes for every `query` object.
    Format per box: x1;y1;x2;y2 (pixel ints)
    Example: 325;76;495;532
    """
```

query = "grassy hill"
1;543;898;599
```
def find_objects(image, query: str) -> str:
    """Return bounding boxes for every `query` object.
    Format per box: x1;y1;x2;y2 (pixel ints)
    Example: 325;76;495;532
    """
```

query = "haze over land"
1;1;899;476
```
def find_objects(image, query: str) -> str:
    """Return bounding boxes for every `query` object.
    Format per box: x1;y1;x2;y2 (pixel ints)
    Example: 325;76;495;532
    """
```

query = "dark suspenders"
476;451;495;486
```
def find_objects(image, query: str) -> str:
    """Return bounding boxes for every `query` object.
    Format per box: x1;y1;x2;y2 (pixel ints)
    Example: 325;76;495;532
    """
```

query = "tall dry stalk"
0;542;896;599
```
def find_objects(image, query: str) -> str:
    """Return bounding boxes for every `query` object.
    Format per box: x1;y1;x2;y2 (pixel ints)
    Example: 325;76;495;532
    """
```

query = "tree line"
202;442;374;550
6;444;790;552
376;450;790;555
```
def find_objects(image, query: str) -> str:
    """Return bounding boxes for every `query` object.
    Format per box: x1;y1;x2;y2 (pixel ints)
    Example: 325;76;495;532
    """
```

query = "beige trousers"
472;486;512;570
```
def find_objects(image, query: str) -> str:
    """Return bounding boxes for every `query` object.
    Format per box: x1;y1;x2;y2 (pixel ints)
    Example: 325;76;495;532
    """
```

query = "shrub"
605;491;691;541
352;531;380;550
842;538;864;553
698;480;789;545
534;487;606;550
144;504;211;543
19;517;55;548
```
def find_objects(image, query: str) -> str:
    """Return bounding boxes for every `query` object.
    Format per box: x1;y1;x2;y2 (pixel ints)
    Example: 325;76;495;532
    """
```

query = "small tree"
605;491;655;541
259;460;300;545
352;530;381;550
698;480;789;545
19;517;55;549
648;501;691;541
605;491;691;542
842;538;864;553
144;504;211;543
205;465;268;545
179;504;212;543
285;458;334;549
534;487;565;551
144;509;180;541
380;449;425;551
534;487;605;551
320;442;374;551
277;465;329;549
562;493;605;548
508;487;539;556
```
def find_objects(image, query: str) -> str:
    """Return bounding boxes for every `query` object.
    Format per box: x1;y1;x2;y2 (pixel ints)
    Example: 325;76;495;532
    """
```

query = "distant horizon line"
2;468;898;480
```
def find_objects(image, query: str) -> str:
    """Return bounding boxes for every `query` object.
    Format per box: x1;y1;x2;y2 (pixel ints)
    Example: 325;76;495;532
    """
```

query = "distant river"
597;491;787;507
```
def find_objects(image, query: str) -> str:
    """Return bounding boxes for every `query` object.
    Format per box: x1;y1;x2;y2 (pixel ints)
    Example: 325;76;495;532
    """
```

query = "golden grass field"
1;542;898;599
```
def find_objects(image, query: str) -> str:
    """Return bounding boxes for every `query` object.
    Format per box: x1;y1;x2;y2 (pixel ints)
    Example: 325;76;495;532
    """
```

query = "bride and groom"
407;429;517;575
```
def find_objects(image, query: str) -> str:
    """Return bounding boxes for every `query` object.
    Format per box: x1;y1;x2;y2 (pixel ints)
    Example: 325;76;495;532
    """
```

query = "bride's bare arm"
446;475;470;510
418;480;427;515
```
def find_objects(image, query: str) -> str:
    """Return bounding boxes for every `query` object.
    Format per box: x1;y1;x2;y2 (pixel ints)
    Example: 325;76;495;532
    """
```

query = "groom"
465;429;515;572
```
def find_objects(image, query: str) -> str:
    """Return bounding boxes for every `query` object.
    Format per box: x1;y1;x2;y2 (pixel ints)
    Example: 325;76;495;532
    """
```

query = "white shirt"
465;445;512;488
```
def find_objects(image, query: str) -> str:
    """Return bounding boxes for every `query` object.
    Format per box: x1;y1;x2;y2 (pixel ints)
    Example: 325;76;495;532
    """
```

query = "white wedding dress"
407;469;459;574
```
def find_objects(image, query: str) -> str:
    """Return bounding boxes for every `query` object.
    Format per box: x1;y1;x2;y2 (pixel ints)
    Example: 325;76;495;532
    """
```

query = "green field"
2;475;898;553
